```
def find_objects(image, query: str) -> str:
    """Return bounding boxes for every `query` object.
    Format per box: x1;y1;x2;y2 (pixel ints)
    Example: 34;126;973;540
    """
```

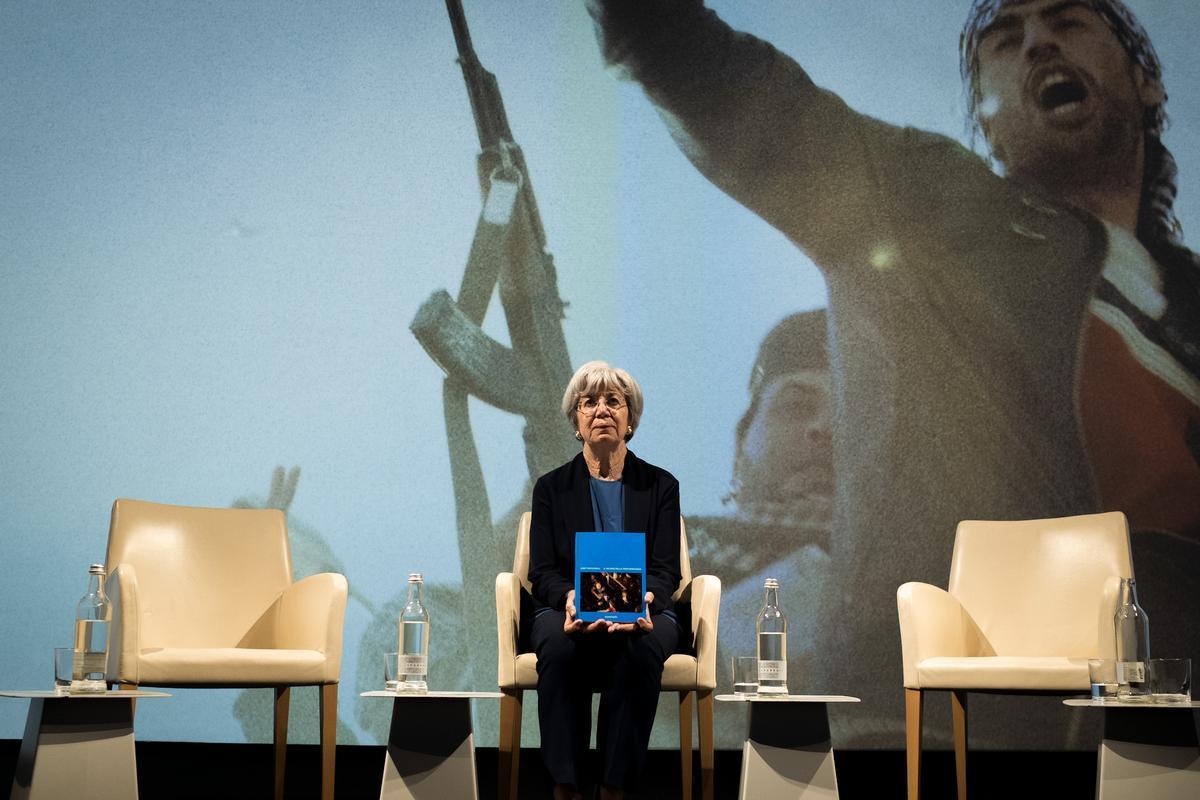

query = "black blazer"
528;450;682;616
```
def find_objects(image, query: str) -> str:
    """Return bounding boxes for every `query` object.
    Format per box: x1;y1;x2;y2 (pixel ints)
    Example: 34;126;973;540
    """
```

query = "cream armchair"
896;511;1133;800
104;498;348;800
495;512;721;800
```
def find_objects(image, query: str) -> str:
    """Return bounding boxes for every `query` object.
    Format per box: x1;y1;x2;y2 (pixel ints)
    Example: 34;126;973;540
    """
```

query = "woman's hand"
564;590;584;633
607;592;655;633
564;590;607;634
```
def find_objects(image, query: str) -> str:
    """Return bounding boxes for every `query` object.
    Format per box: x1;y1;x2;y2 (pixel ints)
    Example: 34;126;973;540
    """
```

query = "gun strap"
456;171;520;324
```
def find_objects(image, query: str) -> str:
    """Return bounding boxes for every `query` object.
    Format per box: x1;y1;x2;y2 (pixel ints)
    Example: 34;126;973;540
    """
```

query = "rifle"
410;0;577;686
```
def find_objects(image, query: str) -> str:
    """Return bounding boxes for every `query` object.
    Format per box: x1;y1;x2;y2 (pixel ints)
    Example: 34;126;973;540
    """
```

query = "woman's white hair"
561;360;644;441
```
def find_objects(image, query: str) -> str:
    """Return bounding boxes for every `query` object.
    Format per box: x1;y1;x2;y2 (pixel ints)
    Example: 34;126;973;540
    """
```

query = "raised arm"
587;0;943;270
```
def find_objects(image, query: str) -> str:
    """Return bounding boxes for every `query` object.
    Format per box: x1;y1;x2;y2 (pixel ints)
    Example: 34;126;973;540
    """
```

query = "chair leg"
905;688;923;800
274;686;290;800
697;689;714;800
678;690;694;799
951;689;968;800
320;684;337;800
118;681;138;716
498;689;522;800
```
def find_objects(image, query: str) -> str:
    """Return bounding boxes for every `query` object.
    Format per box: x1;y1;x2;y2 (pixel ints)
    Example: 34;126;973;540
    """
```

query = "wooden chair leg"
118;681;138;716
951;689;968;800
320;684;337;800
678;690;694;799
274;686;290;800
697;689;714;800
905;688;923;800
498;689;523;800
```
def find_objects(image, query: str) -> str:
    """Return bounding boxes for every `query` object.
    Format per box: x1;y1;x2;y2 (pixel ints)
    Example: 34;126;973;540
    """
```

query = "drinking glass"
1087;658;1118;701
384;652;401;692
732;656;758;697
53;648;74;695
1148;658;1192;703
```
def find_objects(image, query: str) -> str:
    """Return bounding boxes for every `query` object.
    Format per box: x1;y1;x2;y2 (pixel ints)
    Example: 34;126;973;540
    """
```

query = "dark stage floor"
1;740;1097;799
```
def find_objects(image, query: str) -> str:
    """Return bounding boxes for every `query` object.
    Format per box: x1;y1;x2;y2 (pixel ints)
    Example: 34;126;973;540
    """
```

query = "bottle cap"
764;577;779;589
408;572;423;582
89;563;106;575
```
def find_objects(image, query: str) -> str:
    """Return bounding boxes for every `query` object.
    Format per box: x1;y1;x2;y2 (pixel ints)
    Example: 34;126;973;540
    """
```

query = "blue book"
574;531;646;623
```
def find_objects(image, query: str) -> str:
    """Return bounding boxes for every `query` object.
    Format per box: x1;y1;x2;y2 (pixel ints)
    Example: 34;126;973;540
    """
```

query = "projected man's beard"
730;465;833;529
979;69;1144;189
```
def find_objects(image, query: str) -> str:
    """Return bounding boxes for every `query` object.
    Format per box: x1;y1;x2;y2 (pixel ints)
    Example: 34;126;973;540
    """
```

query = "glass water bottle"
72;563;112;693
398;573;430;693
756;577;788;695
1114;577;1150;699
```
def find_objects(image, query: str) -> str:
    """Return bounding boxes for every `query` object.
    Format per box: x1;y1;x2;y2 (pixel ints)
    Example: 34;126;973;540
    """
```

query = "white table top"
716;693;860;704
1064;697;1200;709
0;690;171;699
360;690;503;699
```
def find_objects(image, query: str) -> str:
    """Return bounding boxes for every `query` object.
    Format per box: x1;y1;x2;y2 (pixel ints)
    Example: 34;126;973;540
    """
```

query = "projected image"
422;0;1200;752
580;572;643;614
4;0;1197;755
584;0;1200;750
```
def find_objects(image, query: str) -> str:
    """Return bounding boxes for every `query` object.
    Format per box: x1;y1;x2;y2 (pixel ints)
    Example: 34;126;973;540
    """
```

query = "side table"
2;689;170;800
716;694;859;799
361;690;501;800
1064;698;1199;799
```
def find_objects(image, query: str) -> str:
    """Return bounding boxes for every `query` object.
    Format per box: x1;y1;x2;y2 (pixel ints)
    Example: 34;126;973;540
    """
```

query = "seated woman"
528;360;683;800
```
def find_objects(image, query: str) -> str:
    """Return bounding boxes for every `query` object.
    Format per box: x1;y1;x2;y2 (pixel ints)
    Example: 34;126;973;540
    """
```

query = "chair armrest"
106;563;140;685
896;581;990;688
682;574;721;690
496;572;521;687
239;573;349;668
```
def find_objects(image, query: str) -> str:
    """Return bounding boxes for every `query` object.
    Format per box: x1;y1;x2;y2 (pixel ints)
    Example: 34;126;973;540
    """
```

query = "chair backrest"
948;511;1132;657
105;499;294;648
514;511;692;601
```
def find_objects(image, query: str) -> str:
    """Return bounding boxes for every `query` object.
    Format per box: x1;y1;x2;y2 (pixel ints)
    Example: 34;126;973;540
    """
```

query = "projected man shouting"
588;0;1200;747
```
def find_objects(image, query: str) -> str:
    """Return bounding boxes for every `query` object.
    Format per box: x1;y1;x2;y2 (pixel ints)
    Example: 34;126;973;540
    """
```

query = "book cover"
574;531;646;623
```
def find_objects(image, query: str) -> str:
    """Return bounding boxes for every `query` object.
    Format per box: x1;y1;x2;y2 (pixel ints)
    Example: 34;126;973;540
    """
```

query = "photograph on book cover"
575;532;646;623
579;572;644;615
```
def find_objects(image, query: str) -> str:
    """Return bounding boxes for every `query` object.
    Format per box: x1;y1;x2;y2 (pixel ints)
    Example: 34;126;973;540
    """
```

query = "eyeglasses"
577;394;626;415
